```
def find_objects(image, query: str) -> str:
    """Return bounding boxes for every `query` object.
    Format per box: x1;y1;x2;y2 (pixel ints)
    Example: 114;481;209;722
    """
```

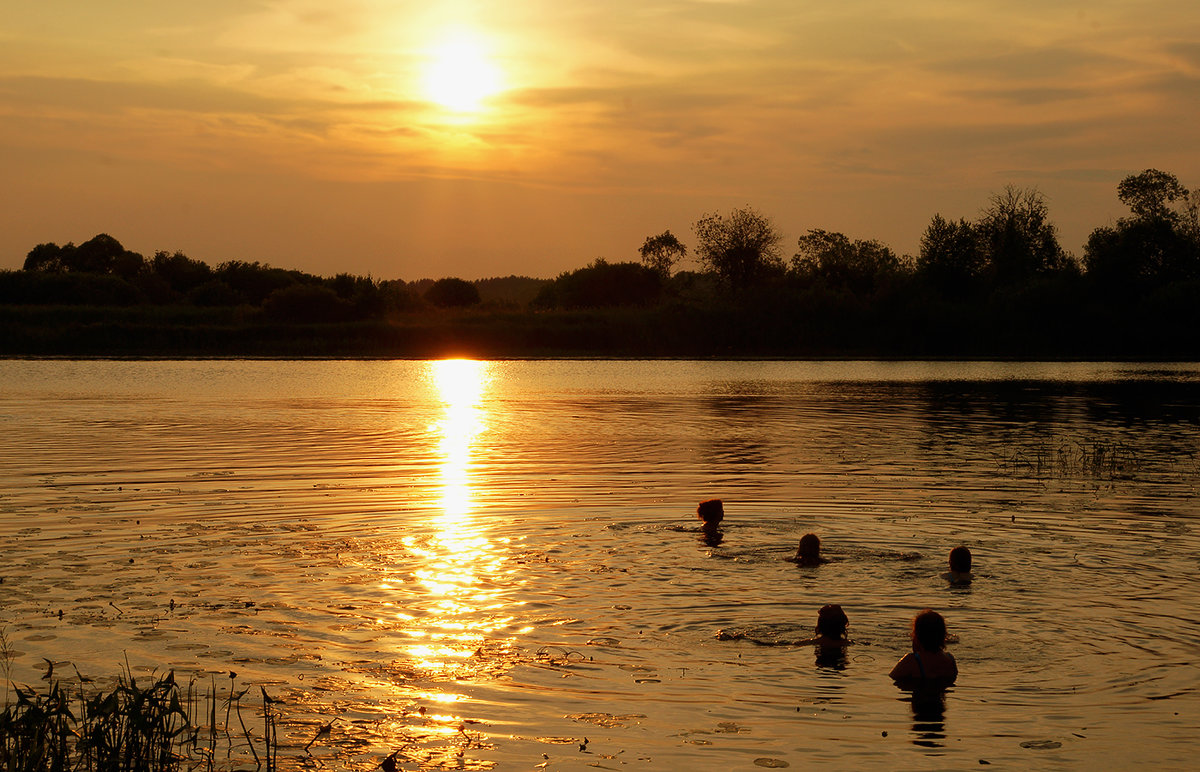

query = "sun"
422;32;502;113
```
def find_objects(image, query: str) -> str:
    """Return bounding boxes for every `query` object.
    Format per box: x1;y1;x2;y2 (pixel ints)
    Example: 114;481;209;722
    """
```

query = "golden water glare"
398;359;514;683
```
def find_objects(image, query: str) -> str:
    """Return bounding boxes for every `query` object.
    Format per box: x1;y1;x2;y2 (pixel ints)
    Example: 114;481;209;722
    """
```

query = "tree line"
4;236;553;321
534;169;1199;310
3;168;1198;357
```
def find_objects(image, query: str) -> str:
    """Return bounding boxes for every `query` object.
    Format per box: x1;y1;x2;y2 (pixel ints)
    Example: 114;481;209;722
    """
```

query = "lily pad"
1020;740;1062;750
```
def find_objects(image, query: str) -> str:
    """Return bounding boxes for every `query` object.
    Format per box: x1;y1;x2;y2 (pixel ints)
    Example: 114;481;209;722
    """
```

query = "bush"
424;277;482;308
262;283;353;323
0;270;142;306
533;260;663;309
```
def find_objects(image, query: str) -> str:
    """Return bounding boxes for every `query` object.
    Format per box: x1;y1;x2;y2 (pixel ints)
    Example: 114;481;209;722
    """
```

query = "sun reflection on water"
397;359;515;681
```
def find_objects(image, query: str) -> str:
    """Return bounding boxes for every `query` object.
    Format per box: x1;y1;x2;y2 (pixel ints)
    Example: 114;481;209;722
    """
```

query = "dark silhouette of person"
696;498;724;546
890;609;957;746
789;533;827;566
943;546;972;585
889;609;957;685
797;604;852;648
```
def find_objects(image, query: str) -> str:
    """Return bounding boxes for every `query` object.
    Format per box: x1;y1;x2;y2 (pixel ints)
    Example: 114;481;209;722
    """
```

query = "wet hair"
949;546;972;573
815;604;849;639
796;533;821;562
911;609;948;652
697;499;724;525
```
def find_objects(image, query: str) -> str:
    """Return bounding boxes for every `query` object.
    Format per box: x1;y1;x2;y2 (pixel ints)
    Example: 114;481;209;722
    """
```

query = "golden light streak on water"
432;359;487;519
397;359;513;677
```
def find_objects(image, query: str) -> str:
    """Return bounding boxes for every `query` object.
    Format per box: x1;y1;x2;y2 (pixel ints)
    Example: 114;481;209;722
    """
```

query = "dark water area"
1;360;1198;769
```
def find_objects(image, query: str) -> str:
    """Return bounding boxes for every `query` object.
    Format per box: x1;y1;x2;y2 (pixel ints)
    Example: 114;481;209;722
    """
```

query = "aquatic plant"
995;436;1140;480
0;664;278;772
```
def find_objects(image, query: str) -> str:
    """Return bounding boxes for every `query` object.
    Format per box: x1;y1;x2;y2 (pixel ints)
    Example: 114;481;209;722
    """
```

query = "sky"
2;1;1198;280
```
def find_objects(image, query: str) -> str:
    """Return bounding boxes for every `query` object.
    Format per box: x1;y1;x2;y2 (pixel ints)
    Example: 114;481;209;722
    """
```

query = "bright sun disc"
423;34;501;112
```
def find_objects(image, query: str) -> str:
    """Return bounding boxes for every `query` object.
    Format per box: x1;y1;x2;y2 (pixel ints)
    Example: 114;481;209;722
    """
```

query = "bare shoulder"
889;652;918;680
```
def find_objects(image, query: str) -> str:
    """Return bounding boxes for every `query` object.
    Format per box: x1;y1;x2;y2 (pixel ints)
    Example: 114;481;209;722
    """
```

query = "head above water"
949;546;972;573
697;499;724;525
815;604;849;639
796;533;821;562
911;609;948;652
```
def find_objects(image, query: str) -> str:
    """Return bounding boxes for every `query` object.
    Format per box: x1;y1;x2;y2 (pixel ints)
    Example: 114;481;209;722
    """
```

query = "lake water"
1;359;1198;770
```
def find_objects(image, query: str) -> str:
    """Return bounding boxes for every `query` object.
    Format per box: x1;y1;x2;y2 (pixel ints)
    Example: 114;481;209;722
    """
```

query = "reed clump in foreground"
0;666;279;772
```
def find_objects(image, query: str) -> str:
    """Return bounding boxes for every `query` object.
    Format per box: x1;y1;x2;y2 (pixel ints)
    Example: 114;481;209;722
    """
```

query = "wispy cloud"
2;1;1198;276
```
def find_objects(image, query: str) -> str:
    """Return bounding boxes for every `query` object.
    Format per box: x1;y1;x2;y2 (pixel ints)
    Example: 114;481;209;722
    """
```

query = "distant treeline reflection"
3;169;1199;358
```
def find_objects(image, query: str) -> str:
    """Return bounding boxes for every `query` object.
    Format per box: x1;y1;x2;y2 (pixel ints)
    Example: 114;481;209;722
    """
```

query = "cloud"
1168;41;1200;71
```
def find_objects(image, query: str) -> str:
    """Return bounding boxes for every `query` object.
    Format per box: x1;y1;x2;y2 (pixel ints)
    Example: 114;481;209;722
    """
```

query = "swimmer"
889;609;957;685
789;533;827;566
697;499;724;527
697;499;724;546
942;546;972;585
797;604;851;647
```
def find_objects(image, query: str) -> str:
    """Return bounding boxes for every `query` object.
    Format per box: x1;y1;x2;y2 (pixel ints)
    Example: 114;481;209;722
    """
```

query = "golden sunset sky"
2;1;1197;279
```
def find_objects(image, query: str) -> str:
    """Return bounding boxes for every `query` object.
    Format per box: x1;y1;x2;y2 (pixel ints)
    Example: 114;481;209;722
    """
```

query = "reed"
0;658;278;772
996;436;1140;480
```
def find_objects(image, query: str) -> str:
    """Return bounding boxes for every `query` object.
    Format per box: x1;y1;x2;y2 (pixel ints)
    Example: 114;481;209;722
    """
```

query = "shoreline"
3;353;1199;363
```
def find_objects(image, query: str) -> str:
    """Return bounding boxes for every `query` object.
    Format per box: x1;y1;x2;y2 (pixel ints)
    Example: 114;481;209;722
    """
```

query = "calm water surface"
1;360;1198;770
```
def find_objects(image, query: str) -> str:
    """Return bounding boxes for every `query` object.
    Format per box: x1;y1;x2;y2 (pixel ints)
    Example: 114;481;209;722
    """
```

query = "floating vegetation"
1020;739;1063;750
533;647;589;667
714;722;750;734
374;723;494;771
567;712;644;728
995;437;1141;480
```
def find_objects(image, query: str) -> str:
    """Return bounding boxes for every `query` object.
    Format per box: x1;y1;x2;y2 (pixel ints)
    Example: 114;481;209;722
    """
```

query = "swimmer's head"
697;499;724;525
911;609;948;652
796;533;821;562
815;604;849;640
949;546;972;573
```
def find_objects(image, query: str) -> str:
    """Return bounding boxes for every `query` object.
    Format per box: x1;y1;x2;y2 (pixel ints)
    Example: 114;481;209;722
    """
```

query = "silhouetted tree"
1118;168;1189;222
978;186;1071;284
378;280;419;313
1086;169;1200;290
151;250;212;294
23;243;69;272
216;260;301;305
0;269;142;305
187;279;241;307
23;234;145;278
638;231;687;277
424;277;482;308
917;215;985;292
792;228;901;293
263;283;352;323
693;207;784;290
473;275;550;307
324;272;384;317
532;259;663;308
71;234;134;275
